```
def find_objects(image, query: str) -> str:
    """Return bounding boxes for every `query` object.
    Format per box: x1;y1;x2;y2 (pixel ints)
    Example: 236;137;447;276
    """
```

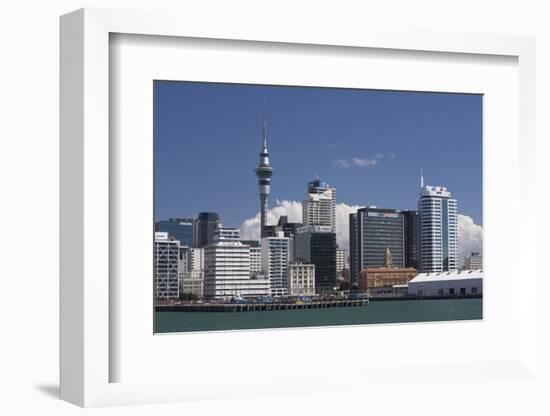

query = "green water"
155;298;482;333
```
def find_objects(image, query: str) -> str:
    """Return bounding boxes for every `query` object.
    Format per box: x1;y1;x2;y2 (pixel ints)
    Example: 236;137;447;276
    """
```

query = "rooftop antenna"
420;168;424;188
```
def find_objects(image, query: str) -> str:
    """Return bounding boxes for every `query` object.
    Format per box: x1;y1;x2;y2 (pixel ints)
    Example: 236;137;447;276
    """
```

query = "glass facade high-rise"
194;212;221;248
155;217;195;247
295;226;337;293
349;207;405;284
418;185;458;272
402;210;419;269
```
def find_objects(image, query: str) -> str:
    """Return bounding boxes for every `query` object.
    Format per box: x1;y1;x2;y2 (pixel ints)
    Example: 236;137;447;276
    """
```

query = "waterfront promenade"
156;298;369;313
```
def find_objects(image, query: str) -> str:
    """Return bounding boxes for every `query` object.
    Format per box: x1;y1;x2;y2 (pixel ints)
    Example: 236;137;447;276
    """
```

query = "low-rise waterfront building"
407;269;483;297
358;247;417;294
464;252;483;270
288;263;316;296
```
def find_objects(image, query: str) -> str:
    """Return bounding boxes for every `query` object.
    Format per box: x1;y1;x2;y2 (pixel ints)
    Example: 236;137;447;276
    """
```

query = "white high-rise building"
249;245;262;276
154;232;180;300
303;179;336;232
182;247;204;297
261;232;291;297
418;178;458;272
204;228;270;299
336;248;349;279
189;247;204;271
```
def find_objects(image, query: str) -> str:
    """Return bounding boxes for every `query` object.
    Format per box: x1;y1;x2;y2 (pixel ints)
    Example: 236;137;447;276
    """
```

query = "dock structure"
156;299;369;313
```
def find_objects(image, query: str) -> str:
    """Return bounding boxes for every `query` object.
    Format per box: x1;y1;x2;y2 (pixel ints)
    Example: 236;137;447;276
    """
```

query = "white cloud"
334;159;351;168
334;157;378;168
240;200;361;249
335;203;362;249
457;214;483;265
351;158;378;167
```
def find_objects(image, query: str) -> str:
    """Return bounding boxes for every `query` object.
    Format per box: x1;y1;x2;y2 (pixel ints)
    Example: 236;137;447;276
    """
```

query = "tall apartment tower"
154;232;180;300
348;207;405;284
255;104;273;238
261;232;291;297
194;212;221;248
418;175;458;272
303;179;336;232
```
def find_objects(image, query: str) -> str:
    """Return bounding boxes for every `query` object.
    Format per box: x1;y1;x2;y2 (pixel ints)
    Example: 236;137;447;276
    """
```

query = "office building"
464;252;483;270
261;233;291;297
336;248;349;280
349;207;405;284
303;179;336;232
264;216;302;261
295;225;337;293
288;263;316;296
181;247;204;297
154;232;180;300
194;212;221;248
349;212;359;286
255;105;274;238
155;217;195;248
403;210;419;269
408;269;483;297
418;178;458;272
242;240;262;276
203;227;270;299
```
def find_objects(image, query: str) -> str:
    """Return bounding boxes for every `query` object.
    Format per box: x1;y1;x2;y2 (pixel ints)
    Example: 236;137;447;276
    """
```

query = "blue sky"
154;81;482;227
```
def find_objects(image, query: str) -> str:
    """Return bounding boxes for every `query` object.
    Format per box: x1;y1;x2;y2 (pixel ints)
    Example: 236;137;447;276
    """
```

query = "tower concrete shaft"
255;103;273;238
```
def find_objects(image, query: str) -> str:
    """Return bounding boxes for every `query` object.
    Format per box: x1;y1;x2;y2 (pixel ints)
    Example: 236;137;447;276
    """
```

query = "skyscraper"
418;176;458;272
255;104;273;238
348;207;405;284
302;179;336;232
156;217;195;247
295;225;337;293
194;212;221;248
402;210;419;269
261;232;291;297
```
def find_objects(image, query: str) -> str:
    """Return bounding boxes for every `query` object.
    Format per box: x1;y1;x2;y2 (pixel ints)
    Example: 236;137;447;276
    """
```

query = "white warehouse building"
408;269;483;297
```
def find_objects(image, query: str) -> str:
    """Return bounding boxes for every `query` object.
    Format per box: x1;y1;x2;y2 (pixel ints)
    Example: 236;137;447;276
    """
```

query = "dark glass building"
155;217;195;247
295;226;336;293
195;212;221;248
349;212;359;285
402;210;419;269
349;207;405;283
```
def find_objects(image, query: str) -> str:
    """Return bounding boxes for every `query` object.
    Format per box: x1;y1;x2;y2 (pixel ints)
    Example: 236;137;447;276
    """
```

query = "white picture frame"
60;8;538;408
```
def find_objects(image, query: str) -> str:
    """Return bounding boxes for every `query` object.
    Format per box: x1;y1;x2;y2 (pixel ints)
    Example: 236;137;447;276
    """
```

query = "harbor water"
155;298;482;333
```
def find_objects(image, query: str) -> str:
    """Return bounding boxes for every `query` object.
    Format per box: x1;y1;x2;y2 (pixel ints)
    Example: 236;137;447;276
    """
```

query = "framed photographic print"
152;81;483;334
60;7;538;408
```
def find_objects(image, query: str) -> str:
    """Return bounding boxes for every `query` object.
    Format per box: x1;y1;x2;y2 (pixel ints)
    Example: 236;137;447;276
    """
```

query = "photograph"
153;81;483;333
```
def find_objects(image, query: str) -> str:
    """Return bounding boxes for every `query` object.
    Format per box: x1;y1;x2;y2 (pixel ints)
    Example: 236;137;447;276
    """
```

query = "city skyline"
154;81;483;234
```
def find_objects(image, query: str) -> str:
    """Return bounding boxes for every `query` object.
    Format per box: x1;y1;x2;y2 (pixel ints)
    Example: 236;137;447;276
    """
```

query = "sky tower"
255;103;273;238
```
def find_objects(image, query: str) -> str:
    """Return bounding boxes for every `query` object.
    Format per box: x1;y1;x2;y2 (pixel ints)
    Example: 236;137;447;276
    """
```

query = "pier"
156;299;369;313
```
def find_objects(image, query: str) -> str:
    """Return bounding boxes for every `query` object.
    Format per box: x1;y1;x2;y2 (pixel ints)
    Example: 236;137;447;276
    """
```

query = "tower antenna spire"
262;97;267;151
420;168;424;188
